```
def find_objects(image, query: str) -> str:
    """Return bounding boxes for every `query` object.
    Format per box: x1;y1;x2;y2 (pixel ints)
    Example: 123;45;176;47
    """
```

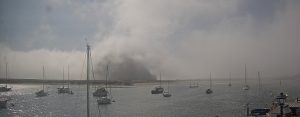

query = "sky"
0;0;300;80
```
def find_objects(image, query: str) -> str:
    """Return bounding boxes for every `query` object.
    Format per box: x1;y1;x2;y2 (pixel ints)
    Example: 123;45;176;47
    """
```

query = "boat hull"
163;92;172;97
206;89;213;94
151;87;164;94
35;90;48;97
0;98;8;108
93;88;108;97
243;85;250;90
97;97;111;105
57;88;73;94
0;86;11;92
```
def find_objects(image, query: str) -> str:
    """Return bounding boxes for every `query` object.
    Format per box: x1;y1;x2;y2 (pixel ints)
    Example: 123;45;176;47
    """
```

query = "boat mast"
5;62;8;87
244;64;247;85
62;67;65;88
229;72;231;85
167;81;169;92
210;72;212;89
86;44;91;117
68;65;70;88
258;71;261;90
43;66;45;91
107;64;112;96
106;65;108;89
160;72;161;87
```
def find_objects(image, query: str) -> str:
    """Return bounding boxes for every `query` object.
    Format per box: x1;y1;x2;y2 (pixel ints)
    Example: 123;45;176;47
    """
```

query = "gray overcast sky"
0;0;300;80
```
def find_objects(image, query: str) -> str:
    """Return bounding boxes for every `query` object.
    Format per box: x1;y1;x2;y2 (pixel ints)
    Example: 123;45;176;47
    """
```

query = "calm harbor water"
0;78;299;117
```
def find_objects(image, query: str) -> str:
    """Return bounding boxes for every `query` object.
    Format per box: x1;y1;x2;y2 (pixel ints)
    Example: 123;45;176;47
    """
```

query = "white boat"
206;72;213;94
163;81;172;97
243;64;250;90
0;63;12;92
163;91;172;97
36;66;48;97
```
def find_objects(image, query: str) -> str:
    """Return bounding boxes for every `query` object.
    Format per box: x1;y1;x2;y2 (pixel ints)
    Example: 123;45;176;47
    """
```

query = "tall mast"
86;44;91;117
108;64;112;96
258;71;261;90
68;65;70;88
209;72;212;89
229;72;231;85
105;65;108;89
63;67;65;88
43;66;45;90
244;64;247;85
167;81;169;92
5;62;8;87
160;72;161;87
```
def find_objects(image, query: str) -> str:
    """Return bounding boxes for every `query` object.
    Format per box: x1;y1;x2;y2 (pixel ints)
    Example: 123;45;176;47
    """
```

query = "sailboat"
163;81;172;97
35;66;48;97
0;62;12;92
93;65;109;97
57;66;73;94
97;65;112;105
206;72;213;94
67;65;73;94
243;64;250;90
228;72;232;87
151;72;164;94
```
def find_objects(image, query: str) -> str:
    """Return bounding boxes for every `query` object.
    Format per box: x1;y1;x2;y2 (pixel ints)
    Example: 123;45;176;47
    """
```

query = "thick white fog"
0;0;300;80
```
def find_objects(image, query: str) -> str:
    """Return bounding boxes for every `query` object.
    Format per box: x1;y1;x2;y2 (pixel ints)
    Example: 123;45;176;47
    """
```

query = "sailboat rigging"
97;64;112;105
206;72;213;94
151;72;164;94
35;66;48;97
163;80;172;97
0;62;12;92
228;72;232;87
57;66;73;94
86;44;91;117
243;64;250;90
93;64;109;97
